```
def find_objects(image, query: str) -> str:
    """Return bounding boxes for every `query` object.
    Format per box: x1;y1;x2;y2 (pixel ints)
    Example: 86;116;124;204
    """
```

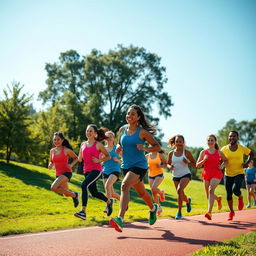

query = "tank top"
204;149;221;173
171;150;190;177
52;147;72;176
103;145;121;175
120;126;148;169
147;153;163;177
82;141;102;173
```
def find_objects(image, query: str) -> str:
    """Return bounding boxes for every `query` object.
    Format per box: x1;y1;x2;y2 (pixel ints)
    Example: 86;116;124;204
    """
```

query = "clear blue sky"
1;0;255;147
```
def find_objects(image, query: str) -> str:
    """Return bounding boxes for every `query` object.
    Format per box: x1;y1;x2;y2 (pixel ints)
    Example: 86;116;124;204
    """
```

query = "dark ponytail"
88;124;108;142
129;104;156;134
54;132;73;150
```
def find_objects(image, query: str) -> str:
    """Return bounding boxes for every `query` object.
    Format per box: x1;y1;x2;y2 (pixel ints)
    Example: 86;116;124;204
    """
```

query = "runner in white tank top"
171;150;191;178
167;135;196;220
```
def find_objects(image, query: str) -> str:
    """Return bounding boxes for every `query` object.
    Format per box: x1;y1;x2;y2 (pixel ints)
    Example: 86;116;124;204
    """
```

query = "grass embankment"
191;231;256;256
0;160;250;236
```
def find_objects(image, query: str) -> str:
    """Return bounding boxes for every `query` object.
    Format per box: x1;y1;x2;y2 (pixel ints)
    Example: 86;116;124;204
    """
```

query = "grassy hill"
0;160;249;236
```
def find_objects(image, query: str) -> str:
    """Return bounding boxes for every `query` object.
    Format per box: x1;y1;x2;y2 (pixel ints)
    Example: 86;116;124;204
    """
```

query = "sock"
150;205;156;212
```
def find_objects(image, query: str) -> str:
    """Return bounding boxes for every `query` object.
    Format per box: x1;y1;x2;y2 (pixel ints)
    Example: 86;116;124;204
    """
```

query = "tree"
83;45;173;133
39;50;86;140
217;119;256;151
0;82;33;163
39;45;173;141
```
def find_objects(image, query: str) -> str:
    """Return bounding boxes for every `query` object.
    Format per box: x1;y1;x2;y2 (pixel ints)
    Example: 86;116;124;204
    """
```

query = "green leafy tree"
39;45;173;141
0;82;33;163
39;50;86;140
217;119;256;151
83;45;173;134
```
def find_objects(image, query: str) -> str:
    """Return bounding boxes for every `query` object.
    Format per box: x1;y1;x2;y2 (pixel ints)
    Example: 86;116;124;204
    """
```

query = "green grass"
0;160;251;236
191;231;256;256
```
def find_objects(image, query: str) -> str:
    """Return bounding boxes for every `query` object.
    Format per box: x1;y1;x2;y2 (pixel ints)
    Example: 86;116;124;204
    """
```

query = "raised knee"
121;182;130;192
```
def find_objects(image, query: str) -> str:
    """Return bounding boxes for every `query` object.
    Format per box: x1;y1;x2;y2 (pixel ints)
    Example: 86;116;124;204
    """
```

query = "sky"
0;0;255;147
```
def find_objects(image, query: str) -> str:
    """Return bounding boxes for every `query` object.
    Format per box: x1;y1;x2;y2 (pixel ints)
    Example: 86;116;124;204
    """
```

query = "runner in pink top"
74;124;111;220
196;134;227;220
48;132;79;209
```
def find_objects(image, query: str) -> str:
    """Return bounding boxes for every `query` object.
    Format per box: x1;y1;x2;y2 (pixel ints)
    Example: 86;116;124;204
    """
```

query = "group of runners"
48;104;255;232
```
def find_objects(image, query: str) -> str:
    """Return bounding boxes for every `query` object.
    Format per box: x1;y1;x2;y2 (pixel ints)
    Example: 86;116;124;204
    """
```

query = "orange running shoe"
204;212;212;220
238;197;244;210
160;190;165;202
228;211;235;221
217;196;222;210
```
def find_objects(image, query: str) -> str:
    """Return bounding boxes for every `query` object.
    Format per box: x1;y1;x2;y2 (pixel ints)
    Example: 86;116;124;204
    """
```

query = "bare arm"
219;150;228;169
137;129;161;153
48;149;54;169
196;150;206;168
78;142;85;162
66;148;78;168
167;151;174;170
184;150;196;168
159;153;168;168
243;150;254;168
115;126;125;154
94;142;111;163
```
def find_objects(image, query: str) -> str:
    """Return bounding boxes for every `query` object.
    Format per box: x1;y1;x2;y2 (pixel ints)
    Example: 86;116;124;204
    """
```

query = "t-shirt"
221;144;251;177
245;167;256;183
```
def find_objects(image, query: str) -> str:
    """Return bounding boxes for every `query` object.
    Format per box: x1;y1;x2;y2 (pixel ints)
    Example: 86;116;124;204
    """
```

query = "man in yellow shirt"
221;131;254;221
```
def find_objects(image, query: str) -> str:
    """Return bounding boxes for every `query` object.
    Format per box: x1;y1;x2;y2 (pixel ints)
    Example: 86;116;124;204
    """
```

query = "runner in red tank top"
48;132;79;209
196;134;227;220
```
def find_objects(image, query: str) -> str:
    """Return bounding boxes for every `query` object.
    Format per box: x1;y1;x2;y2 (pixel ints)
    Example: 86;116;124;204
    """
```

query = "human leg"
233;174;244;210
51;175;75;197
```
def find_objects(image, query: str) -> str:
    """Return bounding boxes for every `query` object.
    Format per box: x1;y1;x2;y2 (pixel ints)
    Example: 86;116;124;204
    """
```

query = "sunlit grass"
191;231;256;256
0;160;250;236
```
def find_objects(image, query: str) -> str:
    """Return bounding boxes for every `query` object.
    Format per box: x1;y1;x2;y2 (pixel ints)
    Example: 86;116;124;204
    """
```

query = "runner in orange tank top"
146;149;167;216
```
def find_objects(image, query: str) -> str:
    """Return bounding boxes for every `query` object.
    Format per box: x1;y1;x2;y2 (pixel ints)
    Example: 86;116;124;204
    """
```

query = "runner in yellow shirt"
221;131;254;221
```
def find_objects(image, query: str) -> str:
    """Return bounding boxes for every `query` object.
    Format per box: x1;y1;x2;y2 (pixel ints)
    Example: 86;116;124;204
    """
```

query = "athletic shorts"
245;180;256;185
123;167;148;181
102;172;120;180
202;169;223;181
56;172;72;181
173;173;191;182
149;173;164;179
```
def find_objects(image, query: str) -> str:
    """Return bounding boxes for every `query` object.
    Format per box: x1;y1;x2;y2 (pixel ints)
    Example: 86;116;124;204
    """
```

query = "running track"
0;209;255;256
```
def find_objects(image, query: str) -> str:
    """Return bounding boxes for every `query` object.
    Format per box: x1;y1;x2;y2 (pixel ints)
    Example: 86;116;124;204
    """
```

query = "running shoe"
109;217;123;232
74;210;86;220
160;190;165;202
103;205;108;213
106;198;114;216
228;211;235;221
149;203;158;225
217;195;222;210
175;211;182;220
157;205;162;216
204;212;212;220
186;197;192;213
246;203;251;208
72;192;79;208
238;197;244;210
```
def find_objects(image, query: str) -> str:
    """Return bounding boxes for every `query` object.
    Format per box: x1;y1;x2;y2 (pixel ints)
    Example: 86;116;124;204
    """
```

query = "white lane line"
0;225;107;240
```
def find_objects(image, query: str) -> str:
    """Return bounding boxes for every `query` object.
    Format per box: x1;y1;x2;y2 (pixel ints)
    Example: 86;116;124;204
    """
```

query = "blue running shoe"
175;211;182;220
186;197;192;213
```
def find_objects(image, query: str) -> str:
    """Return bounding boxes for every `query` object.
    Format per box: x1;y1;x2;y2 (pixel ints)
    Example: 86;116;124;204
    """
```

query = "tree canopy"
39;45;173;139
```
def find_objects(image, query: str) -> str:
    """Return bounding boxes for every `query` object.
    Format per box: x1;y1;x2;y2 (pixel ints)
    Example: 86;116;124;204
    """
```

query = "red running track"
0;209;255;256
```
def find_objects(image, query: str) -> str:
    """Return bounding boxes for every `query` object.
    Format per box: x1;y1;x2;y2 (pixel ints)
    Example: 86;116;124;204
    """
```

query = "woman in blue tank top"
109;104;161;232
